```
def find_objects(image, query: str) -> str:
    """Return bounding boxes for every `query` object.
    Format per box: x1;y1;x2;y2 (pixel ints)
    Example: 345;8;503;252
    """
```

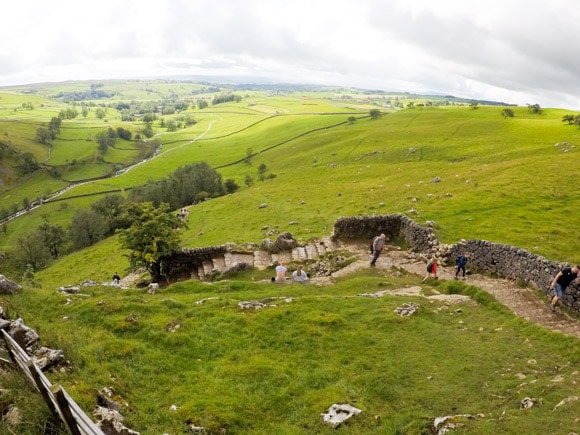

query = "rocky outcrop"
260;232;298;253
0;275;21;295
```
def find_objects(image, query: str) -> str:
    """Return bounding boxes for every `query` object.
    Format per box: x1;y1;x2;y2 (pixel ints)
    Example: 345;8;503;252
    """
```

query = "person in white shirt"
275;261;288;282
292;265;309;283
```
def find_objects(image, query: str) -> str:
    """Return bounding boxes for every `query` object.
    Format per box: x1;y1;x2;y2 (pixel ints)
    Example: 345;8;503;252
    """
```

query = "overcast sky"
2;0;580;109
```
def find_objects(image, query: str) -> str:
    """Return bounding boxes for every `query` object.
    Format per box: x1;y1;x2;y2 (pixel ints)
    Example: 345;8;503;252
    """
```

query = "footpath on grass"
329;240;580;340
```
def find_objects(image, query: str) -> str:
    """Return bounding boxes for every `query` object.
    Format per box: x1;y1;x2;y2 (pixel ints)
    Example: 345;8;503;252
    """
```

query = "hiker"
421;258;438;282
274;261;288;283
292;265;309;283
370;233;386;267
549;265;580;312
112;272;120;285
454;252;469;280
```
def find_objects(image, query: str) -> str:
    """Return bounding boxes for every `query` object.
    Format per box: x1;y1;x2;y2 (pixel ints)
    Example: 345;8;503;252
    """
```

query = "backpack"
427;262;434;273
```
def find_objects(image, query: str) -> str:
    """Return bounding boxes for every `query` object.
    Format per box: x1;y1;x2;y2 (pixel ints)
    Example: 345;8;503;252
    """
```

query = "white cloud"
1;0;579;109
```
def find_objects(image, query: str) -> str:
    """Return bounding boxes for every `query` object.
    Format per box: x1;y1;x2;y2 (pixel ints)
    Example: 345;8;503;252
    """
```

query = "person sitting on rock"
292;265;309;283
273;261;288;283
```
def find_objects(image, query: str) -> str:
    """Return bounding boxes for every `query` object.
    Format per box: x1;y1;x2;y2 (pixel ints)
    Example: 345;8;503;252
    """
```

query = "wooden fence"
2;330;104;435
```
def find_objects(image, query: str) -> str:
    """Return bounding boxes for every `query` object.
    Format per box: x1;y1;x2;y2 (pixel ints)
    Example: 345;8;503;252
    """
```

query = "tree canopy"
128;161;226;209
117;202;185;283
501;108;515;119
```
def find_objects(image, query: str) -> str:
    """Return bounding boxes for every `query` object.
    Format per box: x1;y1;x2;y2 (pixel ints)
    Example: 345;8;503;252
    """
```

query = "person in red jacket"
421;258;438;282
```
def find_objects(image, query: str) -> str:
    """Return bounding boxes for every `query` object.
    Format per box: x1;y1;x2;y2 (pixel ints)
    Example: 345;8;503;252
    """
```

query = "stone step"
189;241;333;280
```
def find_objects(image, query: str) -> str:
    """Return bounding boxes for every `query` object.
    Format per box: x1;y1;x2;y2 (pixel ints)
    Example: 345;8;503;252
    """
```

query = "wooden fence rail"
2;330;104;435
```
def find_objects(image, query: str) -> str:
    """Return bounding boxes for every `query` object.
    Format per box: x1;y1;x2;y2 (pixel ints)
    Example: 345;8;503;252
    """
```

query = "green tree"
18;153;40;174
141;124;154;138
142;112;157;123
69;209;108;250
91;194;125;235
13;232;50;272
35;127;53;144
224;178;239;193
59;107;78;120
95;108;106;119
118;202;184;283
116;127;132;140
347;116;356;124
37;217;66;259
48;117;62;139
469;102;479;110
96;127;117;152
528;103;542;115
501;108;515;119
166;119;178;131
161;105;176;115
165;161;226;208
197;99;208;109
562;114;575;124
369;108;381;119
258;163;267;181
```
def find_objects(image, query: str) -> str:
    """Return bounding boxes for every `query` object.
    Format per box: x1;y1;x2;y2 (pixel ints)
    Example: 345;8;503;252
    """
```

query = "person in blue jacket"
454;252;469;280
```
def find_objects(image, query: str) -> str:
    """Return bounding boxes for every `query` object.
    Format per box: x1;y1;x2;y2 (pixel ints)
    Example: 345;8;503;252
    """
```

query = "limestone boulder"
0;275;21;295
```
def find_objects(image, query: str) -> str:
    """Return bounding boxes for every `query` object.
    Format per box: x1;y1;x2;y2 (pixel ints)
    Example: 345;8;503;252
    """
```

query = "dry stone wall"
446;239;580;310
332;213;440;253
160;245;228;281
332;214;580;312
159;213;579;312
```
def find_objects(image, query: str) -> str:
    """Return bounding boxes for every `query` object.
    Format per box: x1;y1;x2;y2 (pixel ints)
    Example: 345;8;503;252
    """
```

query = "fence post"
54;386;83;435
26;360;59;418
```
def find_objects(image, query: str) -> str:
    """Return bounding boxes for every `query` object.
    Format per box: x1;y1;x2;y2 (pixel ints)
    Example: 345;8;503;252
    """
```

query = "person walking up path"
370;234;386;267
421;258;438;282
549;265;580;312
454;253;468;280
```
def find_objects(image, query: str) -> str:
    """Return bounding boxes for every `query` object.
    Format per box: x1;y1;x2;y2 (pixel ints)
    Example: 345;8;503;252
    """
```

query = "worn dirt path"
330;241;580;340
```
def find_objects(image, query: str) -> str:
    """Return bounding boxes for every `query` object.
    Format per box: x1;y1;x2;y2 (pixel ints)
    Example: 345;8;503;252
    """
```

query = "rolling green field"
0;80;579;434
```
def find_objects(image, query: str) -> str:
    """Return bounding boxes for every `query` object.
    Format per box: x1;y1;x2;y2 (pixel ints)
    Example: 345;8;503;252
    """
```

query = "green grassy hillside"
0;87;578;283
0;81;579;434
2;99;579;258
5;268;580;434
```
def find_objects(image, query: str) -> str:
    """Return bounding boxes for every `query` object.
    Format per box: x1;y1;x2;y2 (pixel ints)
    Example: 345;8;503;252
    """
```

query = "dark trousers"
370;250;381;266
455;266;465;277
